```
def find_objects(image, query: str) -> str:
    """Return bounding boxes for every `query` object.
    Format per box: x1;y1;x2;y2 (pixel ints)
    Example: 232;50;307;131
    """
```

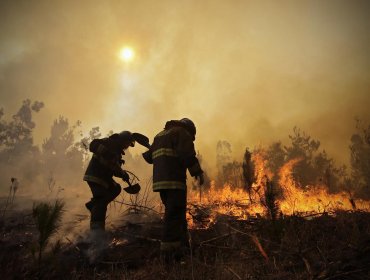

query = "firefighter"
142;118;204;262
83;131;149;232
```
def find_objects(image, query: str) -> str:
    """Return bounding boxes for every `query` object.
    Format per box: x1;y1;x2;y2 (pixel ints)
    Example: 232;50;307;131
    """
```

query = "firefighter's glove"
195;173;204;186
120;170;130;183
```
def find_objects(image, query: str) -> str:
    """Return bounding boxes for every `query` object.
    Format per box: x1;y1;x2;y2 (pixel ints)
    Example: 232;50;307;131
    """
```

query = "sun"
119;47;135;62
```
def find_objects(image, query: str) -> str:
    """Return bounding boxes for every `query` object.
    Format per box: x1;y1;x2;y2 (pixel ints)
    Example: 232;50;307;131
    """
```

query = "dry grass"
0;206;369;280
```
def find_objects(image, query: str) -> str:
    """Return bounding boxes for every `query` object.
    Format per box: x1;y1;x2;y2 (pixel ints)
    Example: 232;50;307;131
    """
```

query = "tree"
42;116;84;187
242;148;255;197
283;127;320;187
350;120;370;198
216;140;232;186
261;127;346;193
0;99;44;152
0;100;44;192
265;142;285;177
222;161;243;188
312;150;346;193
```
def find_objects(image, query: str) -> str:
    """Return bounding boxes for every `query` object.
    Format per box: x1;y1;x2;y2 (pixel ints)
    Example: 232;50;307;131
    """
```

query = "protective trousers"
159;189;188;252
86;181;121;230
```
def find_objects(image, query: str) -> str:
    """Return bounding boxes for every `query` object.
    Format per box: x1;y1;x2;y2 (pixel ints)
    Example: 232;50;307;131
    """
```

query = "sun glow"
119;47;135;62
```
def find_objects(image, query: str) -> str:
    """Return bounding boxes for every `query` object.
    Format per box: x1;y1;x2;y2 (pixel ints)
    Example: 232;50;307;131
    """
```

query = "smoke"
1;0;370;175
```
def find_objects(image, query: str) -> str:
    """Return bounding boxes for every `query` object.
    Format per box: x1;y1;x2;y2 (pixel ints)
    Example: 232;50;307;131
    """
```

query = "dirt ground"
1;197;370;280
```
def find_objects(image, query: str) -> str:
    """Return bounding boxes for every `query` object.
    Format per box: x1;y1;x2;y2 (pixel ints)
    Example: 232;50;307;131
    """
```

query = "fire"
187;151;370;229
278;158;370;214
187;183;264;229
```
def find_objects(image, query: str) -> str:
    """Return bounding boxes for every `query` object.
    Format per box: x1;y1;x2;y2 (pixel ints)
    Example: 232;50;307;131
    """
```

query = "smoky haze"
1;0;370;171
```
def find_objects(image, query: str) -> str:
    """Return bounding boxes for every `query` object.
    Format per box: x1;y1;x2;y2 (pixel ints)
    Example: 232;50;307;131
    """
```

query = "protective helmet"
180;118;196;137
118;131;135;147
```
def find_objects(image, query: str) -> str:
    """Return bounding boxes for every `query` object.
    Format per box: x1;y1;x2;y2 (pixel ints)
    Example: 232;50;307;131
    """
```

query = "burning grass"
187;154;369;230
1;153;369;279
1;205;369;280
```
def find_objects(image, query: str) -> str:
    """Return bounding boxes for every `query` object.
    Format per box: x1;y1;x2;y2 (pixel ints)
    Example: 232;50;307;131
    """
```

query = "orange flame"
278;158;370;214
187;151;370;229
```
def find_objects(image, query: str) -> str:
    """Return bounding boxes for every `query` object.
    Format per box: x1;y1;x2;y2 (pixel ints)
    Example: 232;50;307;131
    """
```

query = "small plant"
32;199;65;264
263;177;279;220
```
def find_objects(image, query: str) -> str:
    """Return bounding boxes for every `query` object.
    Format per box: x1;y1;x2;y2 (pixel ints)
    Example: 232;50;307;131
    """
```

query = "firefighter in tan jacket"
143;118;204;261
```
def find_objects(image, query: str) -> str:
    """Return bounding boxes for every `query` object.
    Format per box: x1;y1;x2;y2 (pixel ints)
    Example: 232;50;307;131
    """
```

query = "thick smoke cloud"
1;0;370;172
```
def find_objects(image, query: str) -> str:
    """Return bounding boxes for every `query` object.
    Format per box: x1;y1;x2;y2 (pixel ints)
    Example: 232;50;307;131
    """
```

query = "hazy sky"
1;0;369;169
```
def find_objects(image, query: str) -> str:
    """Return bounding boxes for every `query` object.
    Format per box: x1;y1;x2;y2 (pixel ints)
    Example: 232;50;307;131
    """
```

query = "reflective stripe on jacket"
83;138;124;188
143;126;203;192
83;154;117;188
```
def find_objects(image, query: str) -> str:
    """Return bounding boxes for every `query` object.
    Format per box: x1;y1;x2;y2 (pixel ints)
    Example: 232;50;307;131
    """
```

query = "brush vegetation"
1;207;369;279
32;199;65;263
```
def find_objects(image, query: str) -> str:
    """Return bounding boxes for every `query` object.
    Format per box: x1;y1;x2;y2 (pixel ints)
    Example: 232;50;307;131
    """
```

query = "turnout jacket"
143;122;203;192
83;136;128;188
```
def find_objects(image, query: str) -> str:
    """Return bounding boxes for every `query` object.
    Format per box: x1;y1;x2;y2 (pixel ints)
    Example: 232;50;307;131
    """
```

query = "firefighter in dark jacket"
143;118;204;260
83;131;149;232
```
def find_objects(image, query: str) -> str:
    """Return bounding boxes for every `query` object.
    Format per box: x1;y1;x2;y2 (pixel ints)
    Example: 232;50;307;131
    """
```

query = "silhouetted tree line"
1;100;369;200
0;100;104;196
349;119;370;199
0;100;152;197
217;126;370;199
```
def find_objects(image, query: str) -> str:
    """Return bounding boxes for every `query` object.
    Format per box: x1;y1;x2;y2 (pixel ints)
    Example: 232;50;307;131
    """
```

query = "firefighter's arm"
97;155;129;182
105;154;129;182
142;148;153;164
113;167;130;182
175;129;203;178
195;173;204;186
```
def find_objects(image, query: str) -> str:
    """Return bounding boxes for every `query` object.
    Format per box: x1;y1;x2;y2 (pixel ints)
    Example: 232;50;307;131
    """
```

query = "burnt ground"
1;200;370;280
